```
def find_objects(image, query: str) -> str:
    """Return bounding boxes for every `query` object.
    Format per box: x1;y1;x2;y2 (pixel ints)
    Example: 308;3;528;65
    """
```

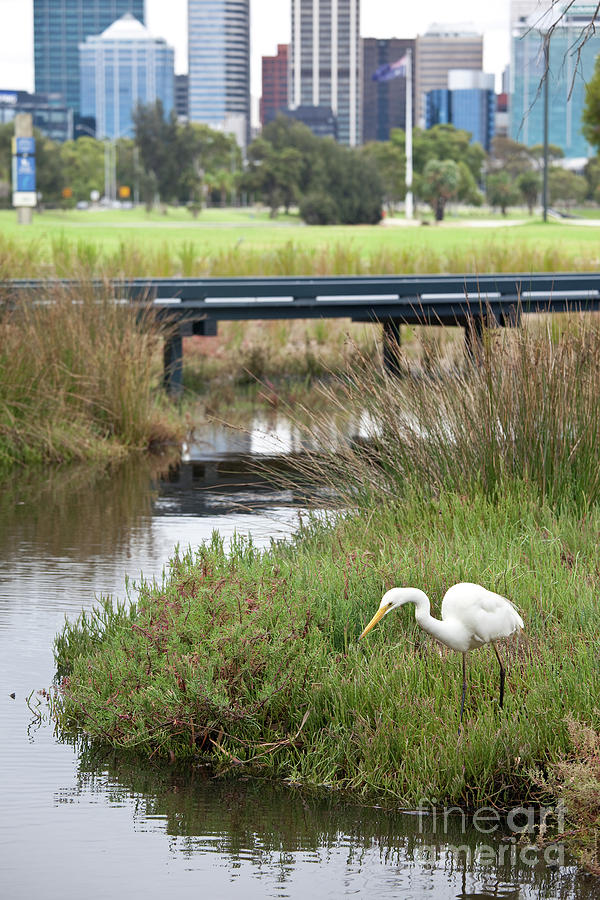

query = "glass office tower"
34;0;145;115
188;0;250;151
80;14;174;140
426;71;495;151
510;2;600;158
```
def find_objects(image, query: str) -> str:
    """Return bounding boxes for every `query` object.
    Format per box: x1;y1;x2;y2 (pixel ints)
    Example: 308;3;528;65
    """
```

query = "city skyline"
1;0;512;125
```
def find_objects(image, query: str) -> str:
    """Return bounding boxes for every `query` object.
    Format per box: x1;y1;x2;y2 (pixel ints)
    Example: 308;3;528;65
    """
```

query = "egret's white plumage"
360;582;524;724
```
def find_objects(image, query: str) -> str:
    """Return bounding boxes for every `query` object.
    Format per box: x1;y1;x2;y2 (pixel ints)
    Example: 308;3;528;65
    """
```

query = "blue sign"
16;137;36;156
16;155;36;191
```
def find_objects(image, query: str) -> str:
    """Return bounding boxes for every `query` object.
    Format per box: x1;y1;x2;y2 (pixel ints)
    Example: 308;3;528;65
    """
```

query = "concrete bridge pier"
163;317;218;397
163;329;183;396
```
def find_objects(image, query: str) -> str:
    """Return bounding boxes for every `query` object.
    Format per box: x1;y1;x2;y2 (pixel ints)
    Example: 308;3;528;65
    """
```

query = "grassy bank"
0;283;183;471
53;493;599;836
54;314;600;868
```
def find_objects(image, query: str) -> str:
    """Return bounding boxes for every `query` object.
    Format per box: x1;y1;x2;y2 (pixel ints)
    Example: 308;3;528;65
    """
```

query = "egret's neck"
407;589;452;645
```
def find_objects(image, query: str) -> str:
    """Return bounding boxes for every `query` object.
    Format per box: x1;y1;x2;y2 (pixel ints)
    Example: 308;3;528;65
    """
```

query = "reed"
279;313;600;510
2;231;600;279
0;282;182;470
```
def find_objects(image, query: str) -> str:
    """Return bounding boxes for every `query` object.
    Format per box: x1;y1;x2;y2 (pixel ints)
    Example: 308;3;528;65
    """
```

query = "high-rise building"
188;0;251;151
0;90;73;143
510;2;599;158
281;105;337;139
426;70;495;151
510;0;551;28
80;14;174;140
34;0;145;116
289;0;361;146
415;24;483;128
362;38;415;143
175;75;189;121
260;44;288;128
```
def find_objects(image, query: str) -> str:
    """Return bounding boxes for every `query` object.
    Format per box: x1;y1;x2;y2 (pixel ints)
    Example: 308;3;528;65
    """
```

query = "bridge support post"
163;329;183;397
383;319;402;376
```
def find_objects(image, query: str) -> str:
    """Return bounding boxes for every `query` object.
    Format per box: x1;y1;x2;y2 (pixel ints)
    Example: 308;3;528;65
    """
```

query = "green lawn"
1;206;599;278
0;205;599;254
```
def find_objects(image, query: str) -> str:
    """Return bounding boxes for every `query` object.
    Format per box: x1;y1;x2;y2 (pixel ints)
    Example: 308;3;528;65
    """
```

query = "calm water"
0;414;596;899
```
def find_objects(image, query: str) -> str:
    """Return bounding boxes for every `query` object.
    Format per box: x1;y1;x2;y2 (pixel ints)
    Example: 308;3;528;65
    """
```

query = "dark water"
0;416;596;899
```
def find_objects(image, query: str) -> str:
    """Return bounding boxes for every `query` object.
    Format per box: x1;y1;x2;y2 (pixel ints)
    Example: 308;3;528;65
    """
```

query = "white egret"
360;583;524;725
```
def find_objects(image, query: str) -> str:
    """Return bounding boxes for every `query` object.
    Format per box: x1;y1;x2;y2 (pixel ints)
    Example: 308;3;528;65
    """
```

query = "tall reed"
282;313;600;510
2;232;600;279
0;282;180;469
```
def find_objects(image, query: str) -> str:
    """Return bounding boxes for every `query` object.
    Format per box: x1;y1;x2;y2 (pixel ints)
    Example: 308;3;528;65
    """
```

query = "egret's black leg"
459;652;467;728
493;643;505;710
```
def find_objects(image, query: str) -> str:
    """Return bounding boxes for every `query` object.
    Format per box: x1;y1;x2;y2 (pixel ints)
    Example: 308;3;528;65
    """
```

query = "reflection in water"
0;411;593;899
50;750;590;900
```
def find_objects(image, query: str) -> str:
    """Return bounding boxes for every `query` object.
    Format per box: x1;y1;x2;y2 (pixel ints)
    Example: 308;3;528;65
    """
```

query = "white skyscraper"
289;0;362;147
80;14;174;140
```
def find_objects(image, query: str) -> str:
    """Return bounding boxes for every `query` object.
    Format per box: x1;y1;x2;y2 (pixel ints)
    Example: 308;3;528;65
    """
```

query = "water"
0;414;595;899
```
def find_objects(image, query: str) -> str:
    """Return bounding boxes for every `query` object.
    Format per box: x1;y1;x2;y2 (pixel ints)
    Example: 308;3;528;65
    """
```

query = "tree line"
3;75;600;220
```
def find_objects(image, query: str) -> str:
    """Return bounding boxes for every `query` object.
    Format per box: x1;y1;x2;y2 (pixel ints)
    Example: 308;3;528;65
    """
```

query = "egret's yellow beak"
360;605;389;639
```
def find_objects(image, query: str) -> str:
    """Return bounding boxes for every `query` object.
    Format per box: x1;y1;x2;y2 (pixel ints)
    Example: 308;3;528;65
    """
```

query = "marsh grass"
2;230;600;279
52;310;600;873
532;716;600;873
54;491;600;812
0;282;182;469
182;319;381;391
278;312;600;510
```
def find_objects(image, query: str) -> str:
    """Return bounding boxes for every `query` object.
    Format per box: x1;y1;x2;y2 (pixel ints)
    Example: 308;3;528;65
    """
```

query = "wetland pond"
0;409;596;899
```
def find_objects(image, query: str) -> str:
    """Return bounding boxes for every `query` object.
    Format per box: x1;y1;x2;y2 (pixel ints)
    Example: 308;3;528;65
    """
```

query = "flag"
372;53;408;83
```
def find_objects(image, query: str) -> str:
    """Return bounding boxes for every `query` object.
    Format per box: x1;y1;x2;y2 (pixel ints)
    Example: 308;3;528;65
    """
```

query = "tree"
584;156;600;200
299;191;339;225
548;167;588;207
324;145;383;225
35;133;66;205
260;115;321;194
409;124;486;184
361;140;406;211
517;170;541;214
488;137;532;177
133;101;184;205
243;119;383;224
583;53;600;153
528;143;565;170
242;138;303;216
420;159;460;221
486;172;520;216
59;136;104;201
176;123;240;206
457;161;483;207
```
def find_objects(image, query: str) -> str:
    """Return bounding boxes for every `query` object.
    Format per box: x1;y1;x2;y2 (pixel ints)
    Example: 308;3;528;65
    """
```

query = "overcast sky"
0;0;511;110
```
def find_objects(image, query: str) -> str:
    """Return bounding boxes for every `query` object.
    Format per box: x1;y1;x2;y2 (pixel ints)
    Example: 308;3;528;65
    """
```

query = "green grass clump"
54;491;600;811
285;313;600;510
0;282;182;471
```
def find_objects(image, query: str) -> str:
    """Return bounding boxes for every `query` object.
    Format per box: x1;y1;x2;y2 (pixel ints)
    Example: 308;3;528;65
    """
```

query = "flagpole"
405;48;413;220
